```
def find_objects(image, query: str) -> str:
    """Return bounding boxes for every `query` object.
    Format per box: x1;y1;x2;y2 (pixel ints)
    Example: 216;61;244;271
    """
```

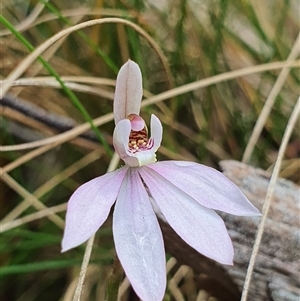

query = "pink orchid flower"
62;60;260;301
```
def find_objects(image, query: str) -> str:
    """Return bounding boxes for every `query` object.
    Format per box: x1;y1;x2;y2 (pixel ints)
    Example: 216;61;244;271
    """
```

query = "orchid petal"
114;60;142;124
113;119;140;167
147;161;261;216
113;168;166;301
149;114;163;152
139;166;234;265
62;167;128;252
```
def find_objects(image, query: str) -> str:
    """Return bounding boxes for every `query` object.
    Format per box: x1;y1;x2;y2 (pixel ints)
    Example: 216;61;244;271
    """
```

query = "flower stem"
106;255;124;301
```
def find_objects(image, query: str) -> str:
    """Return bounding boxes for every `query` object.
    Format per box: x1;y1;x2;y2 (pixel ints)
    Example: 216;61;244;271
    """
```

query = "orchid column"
62;60;261;301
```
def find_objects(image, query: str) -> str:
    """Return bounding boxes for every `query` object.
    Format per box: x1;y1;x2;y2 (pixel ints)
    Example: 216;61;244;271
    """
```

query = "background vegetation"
1;0;299;300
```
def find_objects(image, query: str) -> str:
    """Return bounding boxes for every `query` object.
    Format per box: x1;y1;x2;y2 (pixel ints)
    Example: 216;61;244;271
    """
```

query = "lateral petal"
113;119;139;167
139;166;234;265
147;161;261;216
149;114;163;152
114;60;143;124
62;167;128;252
113;168;166;301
